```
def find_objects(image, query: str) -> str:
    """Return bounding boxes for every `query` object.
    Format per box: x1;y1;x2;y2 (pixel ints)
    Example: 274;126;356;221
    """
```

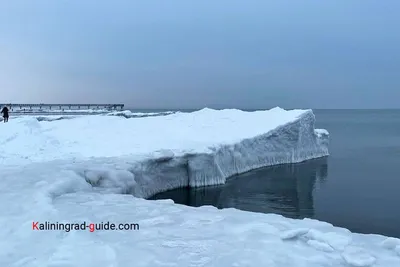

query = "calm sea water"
150;109;400;238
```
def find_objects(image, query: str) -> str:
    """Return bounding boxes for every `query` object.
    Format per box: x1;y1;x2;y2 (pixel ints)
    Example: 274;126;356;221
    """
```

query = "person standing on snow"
1;106;9;122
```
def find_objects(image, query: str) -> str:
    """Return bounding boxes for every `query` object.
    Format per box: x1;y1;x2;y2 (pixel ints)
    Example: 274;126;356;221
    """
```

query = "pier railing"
0;103;124;111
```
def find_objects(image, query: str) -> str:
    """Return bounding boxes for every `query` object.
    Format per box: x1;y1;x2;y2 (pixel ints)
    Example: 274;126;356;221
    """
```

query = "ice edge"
74;109;329;199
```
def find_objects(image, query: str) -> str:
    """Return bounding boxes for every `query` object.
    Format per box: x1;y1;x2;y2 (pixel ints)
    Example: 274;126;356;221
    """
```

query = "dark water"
150;109;400;238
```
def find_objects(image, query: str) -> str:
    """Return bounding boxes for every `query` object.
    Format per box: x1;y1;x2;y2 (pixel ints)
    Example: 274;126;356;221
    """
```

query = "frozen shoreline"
0;108;328;198
2;108;399;267
2;159;400;266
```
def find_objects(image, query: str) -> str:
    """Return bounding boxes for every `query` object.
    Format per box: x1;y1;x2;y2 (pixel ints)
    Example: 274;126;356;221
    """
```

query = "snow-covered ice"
1;108;399;267
0;107;329;197
107;110;177;118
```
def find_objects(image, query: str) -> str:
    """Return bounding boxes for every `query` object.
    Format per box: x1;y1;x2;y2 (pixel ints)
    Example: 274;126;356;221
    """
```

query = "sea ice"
1;108;398;266
0;107;329;198
1;162;400;267
107;110;177;118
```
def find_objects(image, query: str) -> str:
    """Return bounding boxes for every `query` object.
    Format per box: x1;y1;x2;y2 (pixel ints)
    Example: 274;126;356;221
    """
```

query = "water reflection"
150;157;328;219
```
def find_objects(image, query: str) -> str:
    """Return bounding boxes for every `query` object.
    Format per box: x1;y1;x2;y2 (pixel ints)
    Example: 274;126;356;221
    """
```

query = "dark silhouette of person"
1;106;9;122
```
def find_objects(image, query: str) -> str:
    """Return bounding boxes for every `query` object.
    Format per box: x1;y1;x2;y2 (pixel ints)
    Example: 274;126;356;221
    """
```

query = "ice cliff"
0;108;328;198
73;108;329;198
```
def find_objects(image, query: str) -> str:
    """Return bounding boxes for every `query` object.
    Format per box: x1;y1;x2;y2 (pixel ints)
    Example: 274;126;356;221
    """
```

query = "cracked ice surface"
1;108;398;266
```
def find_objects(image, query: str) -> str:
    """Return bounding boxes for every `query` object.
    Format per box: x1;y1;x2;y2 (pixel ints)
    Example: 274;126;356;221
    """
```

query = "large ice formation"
1;108;400;267
0;107;328;198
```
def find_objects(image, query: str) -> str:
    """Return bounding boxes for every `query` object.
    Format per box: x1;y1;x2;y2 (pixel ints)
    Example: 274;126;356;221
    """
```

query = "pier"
0;103;124;111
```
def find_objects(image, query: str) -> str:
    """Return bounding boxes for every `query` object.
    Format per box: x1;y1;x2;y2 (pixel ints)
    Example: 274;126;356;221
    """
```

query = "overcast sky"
0;0;399;109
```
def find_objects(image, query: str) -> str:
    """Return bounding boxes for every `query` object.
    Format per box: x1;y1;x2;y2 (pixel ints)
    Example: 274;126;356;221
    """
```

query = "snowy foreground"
1;108;399;267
